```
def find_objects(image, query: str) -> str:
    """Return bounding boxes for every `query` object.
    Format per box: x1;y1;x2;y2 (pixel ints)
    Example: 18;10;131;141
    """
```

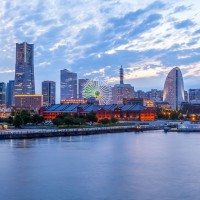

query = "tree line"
0;110;44;128
156;108;191;120
52;112;118;126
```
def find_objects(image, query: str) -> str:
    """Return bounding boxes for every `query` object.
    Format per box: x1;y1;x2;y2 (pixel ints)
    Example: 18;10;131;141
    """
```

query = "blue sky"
0;0;200;102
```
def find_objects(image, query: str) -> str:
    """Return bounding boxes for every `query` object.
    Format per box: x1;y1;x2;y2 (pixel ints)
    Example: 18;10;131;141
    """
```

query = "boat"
177;122;200;132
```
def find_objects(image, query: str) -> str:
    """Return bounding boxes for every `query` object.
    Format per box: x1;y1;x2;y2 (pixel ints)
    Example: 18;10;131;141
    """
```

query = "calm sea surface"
1;130;200;200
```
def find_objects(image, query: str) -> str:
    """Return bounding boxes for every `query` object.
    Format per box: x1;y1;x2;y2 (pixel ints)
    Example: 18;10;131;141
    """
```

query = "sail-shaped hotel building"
163;67;185;110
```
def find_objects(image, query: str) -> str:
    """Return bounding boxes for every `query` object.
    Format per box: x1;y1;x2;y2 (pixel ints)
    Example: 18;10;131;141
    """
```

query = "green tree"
23;115;32;124
99;118;110;124
11;110;16;117
53;117;64;126
170;111;179;120
110;117;118;123
179;112;184;120
62;113;70;118
13;115;23;128
20;110;31;124
72;117;85;125
73;113;79;118
64;116;74;126
7;116;14;124
85;112;98;123
186;110;190;119
32;114;44;124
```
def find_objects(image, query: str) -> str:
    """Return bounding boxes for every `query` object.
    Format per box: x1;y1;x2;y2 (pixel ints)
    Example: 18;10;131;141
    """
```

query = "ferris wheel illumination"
82;78;112;105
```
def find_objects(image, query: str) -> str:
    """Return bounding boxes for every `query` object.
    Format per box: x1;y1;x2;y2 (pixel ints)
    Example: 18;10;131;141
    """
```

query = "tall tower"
120;65;124;84
60;69;77;101
14;42;35;95
112;66;134;104
42;81;56;106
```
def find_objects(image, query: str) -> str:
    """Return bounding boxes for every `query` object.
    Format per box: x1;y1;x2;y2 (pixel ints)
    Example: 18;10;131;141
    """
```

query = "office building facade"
184;90;188;102
42;81;56;106
189;89;200;103
6;80;14;107
60;69;77;101
0;82;6;107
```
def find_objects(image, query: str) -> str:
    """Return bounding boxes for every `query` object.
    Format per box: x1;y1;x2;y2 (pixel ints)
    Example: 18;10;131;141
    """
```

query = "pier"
0;125;162;140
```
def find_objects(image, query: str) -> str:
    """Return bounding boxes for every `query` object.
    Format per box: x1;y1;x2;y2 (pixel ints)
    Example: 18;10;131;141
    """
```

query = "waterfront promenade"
0;125;162;140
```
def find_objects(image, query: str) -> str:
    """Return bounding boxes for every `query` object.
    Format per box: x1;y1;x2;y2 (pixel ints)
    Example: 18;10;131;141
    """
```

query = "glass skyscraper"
6;80;14;107
0;82;6;106
163;67;185;110
14;42;35;95
42;81;56;106
60;69;77;101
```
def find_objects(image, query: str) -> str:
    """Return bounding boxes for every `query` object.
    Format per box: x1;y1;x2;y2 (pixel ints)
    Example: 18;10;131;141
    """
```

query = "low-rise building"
96;104;155;121
123;98;155;107
42;104;155;122
14;94;43;112
61;99;88;104
180;102;200;114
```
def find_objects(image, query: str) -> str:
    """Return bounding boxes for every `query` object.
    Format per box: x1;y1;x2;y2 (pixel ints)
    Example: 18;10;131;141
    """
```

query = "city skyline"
0;0;200;101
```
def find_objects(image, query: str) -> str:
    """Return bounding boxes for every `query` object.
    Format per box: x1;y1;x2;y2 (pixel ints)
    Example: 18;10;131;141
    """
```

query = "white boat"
178;122;200;132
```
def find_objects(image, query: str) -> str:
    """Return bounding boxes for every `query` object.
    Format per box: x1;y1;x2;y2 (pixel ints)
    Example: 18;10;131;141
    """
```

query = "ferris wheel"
82;78;112;105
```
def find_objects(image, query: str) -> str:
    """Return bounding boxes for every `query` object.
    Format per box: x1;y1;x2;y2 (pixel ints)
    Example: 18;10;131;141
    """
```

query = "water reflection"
1;131;200;200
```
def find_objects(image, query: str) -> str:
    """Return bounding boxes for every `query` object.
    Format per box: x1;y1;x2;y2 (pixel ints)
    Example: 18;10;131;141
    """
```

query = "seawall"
0;126;162;140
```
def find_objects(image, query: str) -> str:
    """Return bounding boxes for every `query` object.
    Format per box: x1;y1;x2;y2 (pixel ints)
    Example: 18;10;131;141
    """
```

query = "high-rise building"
184;90;188;102
14;42;35;95
60;69;77;101
0;82;6;107
6;80;14;107
189;89;200;103
78;79;89;99
42;81;56;106
163;67;185;110
112;66;134;104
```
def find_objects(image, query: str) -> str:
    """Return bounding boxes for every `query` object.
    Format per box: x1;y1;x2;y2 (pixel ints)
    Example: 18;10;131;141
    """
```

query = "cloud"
174;19;195;29
37;61;51;68
84;66;111;77
178;63;200;78
174;5;189;13
193;29;200;35
0;69;15;73
1;0;200;100
128;14;162;37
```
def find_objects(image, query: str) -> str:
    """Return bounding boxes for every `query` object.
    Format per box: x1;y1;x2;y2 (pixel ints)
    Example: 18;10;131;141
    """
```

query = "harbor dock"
0;125;162;140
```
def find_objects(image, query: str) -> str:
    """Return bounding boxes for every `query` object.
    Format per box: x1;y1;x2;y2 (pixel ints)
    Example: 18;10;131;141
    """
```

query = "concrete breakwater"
0;126;162;140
